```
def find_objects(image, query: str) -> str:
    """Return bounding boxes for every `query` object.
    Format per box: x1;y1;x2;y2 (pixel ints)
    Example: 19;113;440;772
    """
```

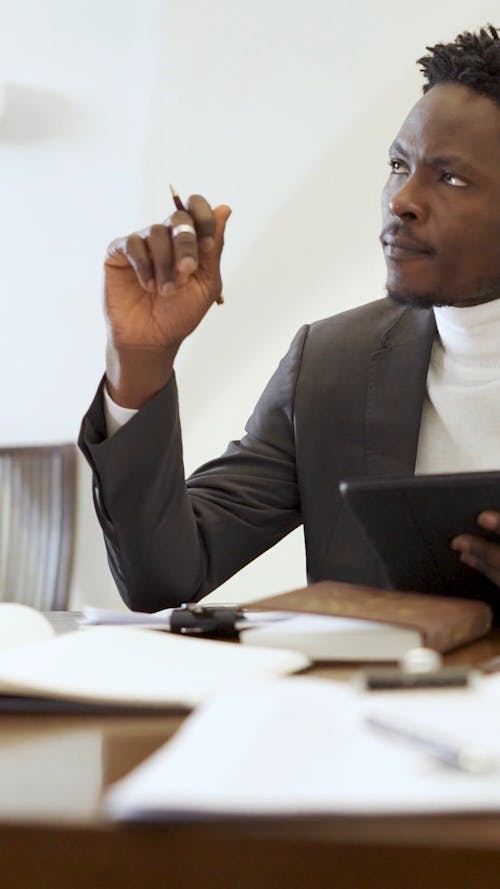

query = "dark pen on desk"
169;183;224;305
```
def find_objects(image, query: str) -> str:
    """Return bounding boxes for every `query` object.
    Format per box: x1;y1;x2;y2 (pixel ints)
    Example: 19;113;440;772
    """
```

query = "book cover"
244;581;493;654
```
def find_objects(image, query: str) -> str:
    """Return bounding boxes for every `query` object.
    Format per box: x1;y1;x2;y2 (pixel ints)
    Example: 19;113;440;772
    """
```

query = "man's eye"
388;160;408;174
442;171;467;188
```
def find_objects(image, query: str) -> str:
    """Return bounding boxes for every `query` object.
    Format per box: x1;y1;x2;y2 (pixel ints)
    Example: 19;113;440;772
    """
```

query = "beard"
387;275;500;310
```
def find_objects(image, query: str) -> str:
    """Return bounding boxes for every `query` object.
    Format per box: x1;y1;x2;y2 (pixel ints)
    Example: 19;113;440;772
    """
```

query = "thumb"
212;204;232;256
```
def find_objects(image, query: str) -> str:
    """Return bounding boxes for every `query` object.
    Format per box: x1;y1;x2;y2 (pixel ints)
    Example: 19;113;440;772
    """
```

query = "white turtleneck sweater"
415;299;500;475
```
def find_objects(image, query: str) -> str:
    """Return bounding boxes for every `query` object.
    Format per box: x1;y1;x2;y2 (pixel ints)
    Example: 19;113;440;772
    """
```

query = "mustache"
380;224;435;254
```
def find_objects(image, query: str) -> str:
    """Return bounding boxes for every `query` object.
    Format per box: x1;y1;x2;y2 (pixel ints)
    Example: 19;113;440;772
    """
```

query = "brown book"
243;581;493;656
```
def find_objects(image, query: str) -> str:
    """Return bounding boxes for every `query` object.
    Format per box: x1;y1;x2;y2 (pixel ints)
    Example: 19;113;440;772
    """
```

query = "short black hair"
418;25;500;106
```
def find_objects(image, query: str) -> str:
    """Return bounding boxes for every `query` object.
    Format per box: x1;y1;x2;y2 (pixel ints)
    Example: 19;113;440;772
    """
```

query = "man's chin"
387;288;451;309
386;278;500;309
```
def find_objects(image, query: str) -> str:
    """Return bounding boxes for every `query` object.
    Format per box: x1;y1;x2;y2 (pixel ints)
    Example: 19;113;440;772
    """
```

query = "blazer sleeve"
79;327;308;611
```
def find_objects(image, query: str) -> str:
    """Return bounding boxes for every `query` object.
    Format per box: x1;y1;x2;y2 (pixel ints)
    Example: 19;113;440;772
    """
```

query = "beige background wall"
1;1;498;608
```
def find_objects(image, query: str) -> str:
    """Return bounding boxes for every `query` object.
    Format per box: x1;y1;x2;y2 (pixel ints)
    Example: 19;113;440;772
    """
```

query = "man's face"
381;83;500;307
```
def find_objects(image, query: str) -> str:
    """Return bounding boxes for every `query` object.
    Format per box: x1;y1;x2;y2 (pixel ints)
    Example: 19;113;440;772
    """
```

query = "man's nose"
388;177;428;222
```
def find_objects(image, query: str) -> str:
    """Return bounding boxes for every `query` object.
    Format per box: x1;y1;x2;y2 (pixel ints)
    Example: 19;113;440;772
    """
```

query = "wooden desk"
1;624;500;889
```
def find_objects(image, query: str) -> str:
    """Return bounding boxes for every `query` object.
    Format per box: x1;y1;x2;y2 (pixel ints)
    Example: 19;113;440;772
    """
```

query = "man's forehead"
393;83;500;163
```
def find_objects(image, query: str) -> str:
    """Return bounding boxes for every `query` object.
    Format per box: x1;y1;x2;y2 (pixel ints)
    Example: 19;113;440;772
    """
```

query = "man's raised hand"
103;196;231;407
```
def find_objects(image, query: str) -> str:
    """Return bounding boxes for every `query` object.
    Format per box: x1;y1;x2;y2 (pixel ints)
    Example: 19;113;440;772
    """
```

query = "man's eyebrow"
388;140;407;157
424;154;475;173
388;141;476;174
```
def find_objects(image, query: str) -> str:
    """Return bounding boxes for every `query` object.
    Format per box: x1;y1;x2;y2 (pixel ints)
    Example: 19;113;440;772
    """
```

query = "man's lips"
381;233;434;259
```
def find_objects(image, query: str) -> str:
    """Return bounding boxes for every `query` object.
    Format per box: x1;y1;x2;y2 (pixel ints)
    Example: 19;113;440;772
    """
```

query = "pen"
168;184;224;304
357;665;471;690
365;712;499;774
169;183;185;212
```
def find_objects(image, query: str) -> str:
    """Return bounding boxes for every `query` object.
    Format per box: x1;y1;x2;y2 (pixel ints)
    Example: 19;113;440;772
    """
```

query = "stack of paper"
106;675;500;819
0;603;309;710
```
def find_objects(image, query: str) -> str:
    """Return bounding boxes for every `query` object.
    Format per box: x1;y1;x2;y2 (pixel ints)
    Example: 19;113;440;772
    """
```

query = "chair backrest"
0;444;76;610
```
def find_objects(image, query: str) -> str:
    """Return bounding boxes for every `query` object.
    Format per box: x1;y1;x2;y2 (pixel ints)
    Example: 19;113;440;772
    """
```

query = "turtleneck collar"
433;300;500;368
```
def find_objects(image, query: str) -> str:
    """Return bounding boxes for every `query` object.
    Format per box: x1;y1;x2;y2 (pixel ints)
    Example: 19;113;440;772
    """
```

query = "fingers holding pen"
138;200;214;291
119;234;156;292
167;211;199;280
186;194;216;248
146;223;178;293
184;195;231;302
129;213;198;294
176;193;231;261
115;214;198;295
105;194;230;300
164;195;220;283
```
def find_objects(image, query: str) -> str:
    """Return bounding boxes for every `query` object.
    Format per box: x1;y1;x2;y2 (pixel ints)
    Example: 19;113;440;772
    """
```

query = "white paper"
80;606;293;631
0;626;309;707
106;675;500;819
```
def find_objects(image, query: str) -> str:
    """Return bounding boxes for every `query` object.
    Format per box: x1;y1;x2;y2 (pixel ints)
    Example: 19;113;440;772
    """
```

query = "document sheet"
107;674;500;818
0;627;309;708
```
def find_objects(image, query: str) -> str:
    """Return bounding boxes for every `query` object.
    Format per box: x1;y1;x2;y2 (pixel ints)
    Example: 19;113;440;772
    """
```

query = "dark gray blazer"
79;297;437;611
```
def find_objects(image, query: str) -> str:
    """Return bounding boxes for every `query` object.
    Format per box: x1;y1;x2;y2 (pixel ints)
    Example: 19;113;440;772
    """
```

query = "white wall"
1;1;498;608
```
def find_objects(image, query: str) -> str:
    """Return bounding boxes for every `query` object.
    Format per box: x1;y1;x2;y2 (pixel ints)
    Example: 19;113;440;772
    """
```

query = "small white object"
400;647;442;674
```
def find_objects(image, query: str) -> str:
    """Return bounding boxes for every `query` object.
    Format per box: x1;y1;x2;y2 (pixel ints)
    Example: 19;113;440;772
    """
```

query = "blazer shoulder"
307;297;403;345
302;298;434;357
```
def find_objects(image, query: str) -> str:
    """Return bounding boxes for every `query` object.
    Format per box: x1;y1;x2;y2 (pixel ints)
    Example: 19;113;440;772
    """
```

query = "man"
80;25;500;614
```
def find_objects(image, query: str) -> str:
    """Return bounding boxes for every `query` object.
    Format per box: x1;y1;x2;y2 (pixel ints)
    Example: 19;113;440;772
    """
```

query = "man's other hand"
452;511;500;586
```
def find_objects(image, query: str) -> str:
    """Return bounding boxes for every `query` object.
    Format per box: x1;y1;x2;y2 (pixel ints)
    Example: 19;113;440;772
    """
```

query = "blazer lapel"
366;307;436;477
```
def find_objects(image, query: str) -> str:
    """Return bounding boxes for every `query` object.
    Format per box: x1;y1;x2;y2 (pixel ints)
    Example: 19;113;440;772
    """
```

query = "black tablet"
339;471;500;608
